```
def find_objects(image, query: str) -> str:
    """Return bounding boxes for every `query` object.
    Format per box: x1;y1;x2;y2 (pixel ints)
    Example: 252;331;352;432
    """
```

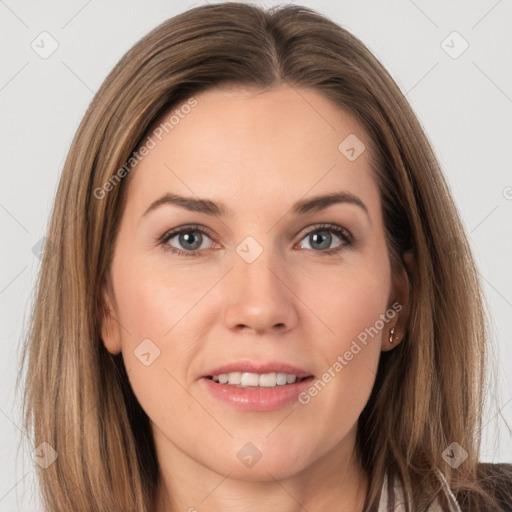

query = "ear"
381;250;413;352
99;286;122;355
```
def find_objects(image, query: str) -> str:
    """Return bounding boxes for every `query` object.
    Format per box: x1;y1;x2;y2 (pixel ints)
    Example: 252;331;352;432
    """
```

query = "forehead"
124;85;380;220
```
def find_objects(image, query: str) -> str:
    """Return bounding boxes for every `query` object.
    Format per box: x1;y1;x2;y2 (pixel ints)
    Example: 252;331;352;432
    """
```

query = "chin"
200;438;315;482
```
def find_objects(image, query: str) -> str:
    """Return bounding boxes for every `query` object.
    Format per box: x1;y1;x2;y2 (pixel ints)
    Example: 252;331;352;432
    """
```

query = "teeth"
211;372;304;388
259;373;277;387
286;374;297;384
227;372;241;385
241;372;260;387
276;373;288;385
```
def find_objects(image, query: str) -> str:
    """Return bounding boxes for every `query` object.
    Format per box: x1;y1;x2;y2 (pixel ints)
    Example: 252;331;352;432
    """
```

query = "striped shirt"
376;469;462;512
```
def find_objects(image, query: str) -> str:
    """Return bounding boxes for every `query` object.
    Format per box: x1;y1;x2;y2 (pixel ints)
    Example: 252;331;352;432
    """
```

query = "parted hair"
20;3;510;511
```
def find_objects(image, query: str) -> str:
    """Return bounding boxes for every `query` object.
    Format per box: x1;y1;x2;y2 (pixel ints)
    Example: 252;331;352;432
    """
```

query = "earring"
389;327;399;344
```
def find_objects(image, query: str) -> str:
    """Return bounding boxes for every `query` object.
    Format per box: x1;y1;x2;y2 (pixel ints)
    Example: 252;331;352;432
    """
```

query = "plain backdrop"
1;1;511;509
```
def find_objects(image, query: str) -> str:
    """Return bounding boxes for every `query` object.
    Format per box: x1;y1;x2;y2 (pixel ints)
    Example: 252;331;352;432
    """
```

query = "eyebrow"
142;191;370;220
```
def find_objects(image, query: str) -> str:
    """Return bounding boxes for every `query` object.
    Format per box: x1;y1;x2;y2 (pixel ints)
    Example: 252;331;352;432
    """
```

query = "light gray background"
1;0;511;509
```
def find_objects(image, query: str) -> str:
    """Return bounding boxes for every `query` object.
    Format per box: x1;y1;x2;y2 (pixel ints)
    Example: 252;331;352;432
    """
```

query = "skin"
101;84;411;512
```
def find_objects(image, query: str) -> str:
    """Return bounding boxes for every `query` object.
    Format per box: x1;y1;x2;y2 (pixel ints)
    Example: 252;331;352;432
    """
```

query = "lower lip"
201;377;314;411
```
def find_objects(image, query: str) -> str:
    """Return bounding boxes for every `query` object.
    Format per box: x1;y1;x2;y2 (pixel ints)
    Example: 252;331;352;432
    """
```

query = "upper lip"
203;360;312;379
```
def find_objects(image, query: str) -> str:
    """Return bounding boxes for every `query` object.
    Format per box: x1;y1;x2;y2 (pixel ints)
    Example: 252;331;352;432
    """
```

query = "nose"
222;247;299;335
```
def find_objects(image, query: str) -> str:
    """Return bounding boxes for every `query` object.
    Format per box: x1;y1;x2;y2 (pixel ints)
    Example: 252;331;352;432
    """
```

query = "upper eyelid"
160;224;216;243
298;223;352;243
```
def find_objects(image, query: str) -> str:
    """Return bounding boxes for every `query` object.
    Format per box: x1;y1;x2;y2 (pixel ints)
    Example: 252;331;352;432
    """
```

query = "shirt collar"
377;468;462;512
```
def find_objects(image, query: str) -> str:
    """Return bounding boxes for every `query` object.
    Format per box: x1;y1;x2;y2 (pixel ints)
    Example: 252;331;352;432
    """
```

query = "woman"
20;3;512;511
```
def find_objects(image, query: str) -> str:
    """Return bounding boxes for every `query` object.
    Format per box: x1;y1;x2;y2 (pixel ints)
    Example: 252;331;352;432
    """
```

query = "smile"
208;372;309;388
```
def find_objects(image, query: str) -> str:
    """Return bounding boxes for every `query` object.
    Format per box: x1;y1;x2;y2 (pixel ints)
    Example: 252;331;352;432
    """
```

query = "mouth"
206;372;312;388
200;362;315;411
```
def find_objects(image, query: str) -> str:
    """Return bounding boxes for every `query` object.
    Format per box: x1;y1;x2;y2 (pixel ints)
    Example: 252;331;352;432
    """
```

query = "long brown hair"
20;3;508;511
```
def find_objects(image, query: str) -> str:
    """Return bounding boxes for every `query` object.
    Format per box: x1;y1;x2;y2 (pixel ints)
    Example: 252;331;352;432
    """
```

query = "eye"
160;225;216;257
298;224;353;254
159;223;354;258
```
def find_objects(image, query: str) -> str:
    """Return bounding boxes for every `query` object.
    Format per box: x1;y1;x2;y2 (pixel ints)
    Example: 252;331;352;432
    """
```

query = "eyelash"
158;223;354;258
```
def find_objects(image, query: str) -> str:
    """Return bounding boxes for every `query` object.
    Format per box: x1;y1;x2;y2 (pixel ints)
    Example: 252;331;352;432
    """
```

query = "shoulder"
470;462;512;512
476;461;512;478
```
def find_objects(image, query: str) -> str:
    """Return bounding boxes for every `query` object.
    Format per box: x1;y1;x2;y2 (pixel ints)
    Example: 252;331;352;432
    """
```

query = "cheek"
110;249;225;408
112;251;208;344
111;265;203;433
296;251;391;349
294;254;390;419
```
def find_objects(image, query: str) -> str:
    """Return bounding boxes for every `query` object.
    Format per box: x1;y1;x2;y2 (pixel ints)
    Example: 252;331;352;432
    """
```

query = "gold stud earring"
389;327;399;344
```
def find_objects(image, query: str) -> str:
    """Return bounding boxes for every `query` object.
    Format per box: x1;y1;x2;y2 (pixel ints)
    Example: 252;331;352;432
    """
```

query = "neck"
153;427;368;512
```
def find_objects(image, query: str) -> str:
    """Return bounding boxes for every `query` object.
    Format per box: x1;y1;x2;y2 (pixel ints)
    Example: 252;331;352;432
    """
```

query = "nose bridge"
222;236;298;333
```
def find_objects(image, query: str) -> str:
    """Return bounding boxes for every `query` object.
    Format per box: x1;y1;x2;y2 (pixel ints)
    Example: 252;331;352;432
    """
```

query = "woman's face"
101;85;408;483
